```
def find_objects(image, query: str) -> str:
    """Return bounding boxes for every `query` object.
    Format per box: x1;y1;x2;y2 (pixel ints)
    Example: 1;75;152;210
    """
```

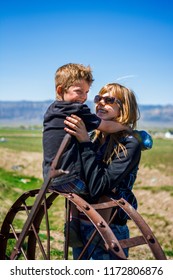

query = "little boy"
43;63;126;195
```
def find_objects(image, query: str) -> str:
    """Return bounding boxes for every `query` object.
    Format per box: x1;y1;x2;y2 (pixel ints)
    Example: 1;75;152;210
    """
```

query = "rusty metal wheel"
0;189;166;260
0;189;61;260
0;189;127;260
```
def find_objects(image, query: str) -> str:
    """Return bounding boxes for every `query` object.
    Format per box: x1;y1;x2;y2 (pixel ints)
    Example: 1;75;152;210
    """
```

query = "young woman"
64;83;152;259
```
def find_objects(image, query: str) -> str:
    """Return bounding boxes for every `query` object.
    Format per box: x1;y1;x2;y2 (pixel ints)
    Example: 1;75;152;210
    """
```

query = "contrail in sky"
116;75;137;81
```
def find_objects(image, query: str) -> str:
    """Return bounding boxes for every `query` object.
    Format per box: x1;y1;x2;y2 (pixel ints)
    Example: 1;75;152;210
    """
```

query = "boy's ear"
56;85;63;95
56;85;64;100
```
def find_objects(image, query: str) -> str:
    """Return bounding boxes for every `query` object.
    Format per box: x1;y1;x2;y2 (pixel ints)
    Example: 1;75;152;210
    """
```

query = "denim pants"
73;222;129;260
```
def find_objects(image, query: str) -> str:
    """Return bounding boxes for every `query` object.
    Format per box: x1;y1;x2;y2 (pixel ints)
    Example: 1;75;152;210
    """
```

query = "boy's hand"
64;114;90;142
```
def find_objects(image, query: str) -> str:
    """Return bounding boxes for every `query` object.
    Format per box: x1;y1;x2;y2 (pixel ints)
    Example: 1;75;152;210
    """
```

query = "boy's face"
63;80;90;103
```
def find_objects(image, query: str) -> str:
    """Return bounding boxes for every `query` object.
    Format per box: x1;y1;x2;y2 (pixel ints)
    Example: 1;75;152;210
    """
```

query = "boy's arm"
98;119;129;133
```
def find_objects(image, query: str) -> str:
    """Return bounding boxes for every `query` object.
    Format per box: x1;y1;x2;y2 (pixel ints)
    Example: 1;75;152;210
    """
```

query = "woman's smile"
97;107;107;114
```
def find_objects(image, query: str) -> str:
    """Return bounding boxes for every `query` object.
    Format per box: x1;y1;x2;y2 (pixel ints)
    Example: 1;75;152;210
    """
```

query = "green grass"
0;167;65;225
140;138;173;176
136;185;173;195
0;167;66;260
0;168;43;224
0;127;42;135
164;250;173;257
0;127;43;152
0;168;42;197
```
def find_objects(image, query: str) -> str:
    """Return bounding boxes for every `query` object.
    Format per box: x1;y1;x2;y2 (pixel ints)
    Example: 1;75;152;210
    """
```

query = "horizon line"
0;100;173;106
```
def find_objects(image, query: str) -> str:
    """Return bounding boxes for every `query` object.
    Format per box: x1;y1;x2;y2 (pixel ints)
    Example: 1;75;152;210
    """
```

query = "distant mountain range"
0;100;173;128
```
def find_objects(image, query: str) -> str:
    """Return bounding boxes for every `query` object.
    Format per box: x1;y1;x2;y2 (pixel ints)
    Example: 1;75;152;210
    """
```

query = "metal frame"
0;189;166;260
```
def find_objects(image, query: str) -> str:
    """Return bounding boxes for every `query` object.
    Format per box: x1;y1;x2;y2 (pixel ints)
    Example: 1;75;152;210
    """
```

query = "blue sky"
0;0;173;105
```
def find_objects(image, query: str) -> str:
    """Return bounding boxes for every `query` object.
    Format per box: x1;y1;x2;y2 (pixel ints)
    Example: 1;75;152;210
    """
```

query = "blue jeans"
51;178;89;195
73;222;129;260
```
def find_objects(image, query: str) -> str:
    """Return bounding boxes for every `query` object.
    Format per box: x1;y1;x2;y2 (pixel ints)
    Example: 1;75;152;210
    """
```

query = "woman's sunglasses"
94;95;122;107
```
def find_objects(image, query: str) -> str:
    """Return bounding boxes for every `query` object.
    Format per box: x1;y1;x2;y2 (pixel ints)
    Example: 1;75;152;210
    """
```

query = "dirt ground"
0;148;43;179
0;147;173;187
0;147;173;259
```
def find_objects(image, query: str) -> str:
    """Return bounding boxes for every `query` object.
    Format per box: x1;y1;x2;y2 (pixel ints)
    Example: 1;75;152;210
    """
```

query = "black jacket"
78;135;141;224
42;101;101;185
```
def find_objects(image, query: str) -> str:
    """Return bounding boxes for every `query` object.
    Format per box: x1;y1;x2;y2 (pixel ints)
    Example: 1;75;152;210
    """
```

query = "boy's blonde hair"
55;63;94;98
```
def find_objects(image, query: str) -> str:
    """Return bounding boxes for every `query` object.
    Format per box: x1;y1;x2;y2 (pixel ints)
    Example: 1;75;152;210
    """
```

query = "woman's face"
95;93;121;121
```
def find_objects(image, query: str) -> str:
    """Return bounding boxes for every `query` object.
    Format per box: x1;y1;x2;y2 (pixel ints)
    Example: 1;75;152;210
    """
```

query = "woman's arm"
65;112;130;135
98;119;130;133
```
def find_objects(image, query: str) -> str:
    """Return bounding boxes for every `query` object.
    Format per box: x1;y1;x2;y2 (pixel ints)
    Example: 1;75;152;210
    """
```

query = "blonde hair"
94;83;140;164
55;63;94;98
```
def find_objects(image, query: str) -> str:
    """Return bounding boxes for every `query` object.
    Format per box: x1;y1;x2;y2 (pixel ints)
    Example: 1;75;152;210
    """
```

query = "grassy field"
0;127;43;152
1;127;173;174
140;137;173;177
0;127;173;260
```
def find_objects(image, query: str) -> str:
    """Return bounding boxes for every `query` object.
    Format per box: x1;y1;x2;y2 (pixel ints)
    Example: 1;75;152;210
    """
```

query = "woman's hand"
64;114;90;142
